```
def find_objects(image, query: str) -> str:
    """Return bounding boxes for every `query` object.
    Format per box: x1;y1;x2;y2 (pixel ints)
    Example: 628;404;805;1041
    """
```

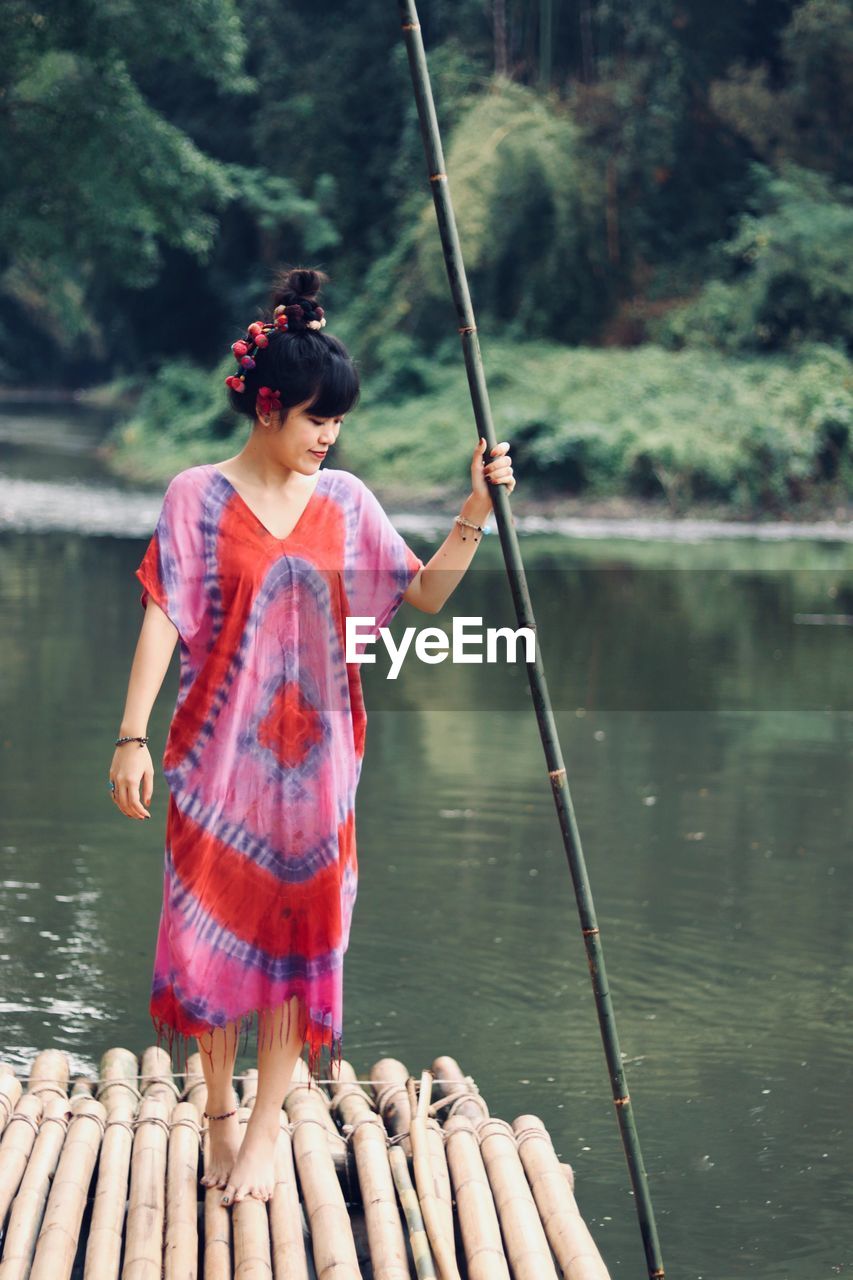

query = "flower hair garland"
225;302;327;399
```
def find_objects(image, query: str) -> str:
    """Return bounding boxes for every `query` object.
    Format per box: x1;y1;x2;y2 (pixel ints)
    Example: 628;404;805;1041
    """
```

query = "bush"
344;78;612;360
344;339;853;515
106;338;853;516
653;164;853;356
108;356;241;480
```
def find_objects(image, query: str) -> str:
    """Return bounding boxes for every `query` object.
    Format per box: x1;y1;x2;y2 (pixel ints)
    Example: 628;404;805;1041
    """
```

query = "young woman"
109;266;515;1207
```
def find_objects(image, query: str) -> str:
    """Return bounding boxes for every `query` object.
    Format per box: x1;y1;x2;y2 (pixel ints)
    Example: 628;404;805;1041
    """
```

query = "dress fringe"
149;991;343;1093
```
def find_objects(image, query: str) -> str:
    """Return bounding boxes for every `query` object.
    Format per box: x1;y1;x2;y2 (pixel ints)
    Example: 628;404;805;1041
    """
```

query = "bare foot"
220;1112;281;1205
200;1090;242;1191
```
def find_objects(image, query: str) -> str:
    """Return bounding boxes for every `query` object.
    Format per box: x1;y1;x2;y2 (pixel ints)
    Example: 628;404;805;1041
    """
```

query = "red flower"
257;385;282;413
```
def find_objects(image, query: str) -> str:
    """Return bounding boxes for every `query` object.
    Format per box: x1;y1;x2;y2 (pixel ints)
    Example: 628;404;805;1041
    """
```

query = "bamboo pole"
513;1115;610;1280
442;1115;509;1280
227;1081;270;1279
388;1145;437;1279
370;1060;455;1254
122;1050;178;1280
327;1060;410;1280
140;1045;182;1110
0;1092;42;1222
202;1142;232;1280
184;1051;208;1120
164;1101;202;1280
284;1077;361;1280
404;1074;460;1280
122;1097;171;1280
370;1059;413;1158
230;1113;272;1278
84;1047;141;1280
394;6;665;1274
430;1057;489;1124
27;1049;69;1105
30;1096;107;1280
269;1110;310;1280
184;1035;231;1280
475;1116;558;1280
229;1070;271;1279
0;1094;73;1280
0;1064;23;1139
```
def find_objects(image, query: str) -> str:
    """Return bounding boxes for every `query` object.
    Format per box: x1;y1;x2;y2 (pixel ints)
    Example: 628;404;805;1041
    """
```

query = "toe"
220;1183;236;1206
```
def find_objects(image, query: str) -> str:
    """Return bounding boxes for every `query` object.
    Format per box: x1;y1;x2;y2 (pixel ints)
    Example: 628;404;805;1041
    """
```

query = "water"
0;401;850;1276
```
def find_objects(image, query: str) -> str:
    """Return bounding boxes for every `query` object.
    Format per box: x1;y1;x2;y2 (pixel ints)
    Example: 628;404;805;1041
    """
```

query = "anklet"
203;1107;237;1120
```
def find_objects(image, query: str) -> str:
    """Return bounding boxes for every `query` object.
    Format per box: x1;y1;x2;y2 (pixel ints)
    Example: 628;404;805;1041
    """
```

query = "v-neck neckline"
210;463;327;542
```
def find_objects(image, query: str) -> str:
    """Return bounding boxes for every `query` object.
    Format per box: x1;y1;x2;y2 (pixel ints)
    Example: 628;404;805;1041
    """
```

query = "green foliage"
346;78;611;362
0;0;251;380
108;355;244;479
106;333;853;517
421;79;611;341
653;164;853;356
0;5;247;283
224;166;340;253
338;339;853;515
711;0;853;185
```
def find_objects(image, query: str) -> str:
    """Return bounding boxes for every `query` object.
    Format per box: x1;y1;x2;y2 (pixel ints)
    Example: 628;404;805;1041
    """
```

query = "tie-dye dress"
134;463;424;1086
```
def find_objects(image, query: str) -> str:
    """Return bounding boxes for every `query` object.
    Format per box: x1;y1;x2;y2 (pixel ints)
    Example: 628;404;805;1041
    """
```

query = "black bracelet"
115;735;149;747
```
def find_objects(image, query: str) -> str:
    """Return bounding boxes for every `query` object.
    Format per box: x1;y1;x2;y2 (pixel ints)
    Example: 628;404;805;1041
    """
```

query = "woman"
109;266;515;1206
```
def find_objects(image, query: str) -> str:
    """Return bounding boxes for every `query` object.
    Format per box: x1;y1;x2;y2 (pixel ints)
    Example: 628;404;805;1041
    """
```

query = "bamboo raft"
0;1047;611;1280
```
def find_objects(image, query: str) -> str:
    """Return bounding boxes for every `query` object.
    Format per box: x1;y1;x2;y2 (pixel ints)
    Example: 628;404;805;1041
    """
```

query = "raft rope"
1;1064;491;1146
6;1072;473;1089
1;1074;509;1146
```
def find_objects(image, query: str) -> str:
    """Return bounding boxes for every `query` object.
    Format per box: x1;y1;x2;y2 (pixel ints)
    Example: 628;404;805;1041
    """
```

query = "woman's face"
262;396;343;472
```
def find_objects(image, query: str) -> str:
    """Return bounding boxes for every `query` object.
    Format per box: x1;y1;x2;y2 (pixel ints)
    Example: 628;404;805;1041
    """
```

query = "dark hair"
226;266;361;421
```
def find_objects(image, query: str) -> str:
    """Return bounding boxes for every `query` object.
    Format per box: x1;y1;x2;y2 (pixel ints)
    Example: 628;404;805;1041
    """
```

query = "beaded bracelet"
115;735;149;747
455;514;486;541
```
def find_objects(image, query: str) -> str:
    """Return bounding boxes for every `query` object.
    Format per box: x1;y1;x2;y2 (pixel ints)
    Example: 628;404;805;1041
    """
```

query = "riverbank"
5;334;851;536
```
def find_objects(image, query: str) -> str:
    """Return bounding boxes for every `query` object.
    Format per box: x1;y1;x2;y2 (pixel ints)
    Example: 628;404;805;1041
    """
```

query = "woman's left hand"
471;437;516;501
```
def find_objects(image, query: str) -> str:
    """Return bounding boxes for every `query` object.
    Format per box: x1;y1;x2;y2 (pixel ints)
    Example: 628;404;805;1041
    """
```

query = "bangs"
303;354;361;419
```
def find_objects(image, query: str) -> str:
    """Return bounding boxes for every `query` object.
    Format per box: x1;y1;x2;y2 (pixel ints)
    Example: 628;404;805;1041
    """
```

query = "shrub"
653;164;853;356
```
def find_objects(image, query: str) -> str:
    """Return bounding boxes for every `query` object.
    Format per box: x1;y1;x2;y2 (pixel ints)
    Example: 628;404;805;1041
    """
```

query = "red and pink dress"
134;463;423;1084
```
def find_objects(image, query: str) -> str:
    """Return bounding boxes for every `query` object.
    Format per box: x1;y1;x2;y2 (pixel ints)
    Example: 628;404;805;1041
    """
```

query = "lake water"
0;401;850;1277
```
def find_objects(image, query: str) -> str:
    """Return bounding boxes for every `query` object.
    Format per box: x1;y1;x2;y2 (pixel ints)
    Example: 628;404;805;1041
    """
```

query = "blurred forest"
1;0;852;512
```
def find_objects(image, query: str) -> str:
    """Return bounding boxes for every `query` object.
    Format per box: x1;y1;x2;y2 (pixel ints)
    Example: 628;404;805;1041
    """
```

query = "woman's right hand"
109;744;153;820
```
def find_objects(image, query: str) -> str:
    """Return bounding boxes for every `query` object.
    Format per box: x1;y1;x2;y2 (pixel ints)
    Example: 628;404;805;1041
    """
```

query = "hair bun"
270;266;329;311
